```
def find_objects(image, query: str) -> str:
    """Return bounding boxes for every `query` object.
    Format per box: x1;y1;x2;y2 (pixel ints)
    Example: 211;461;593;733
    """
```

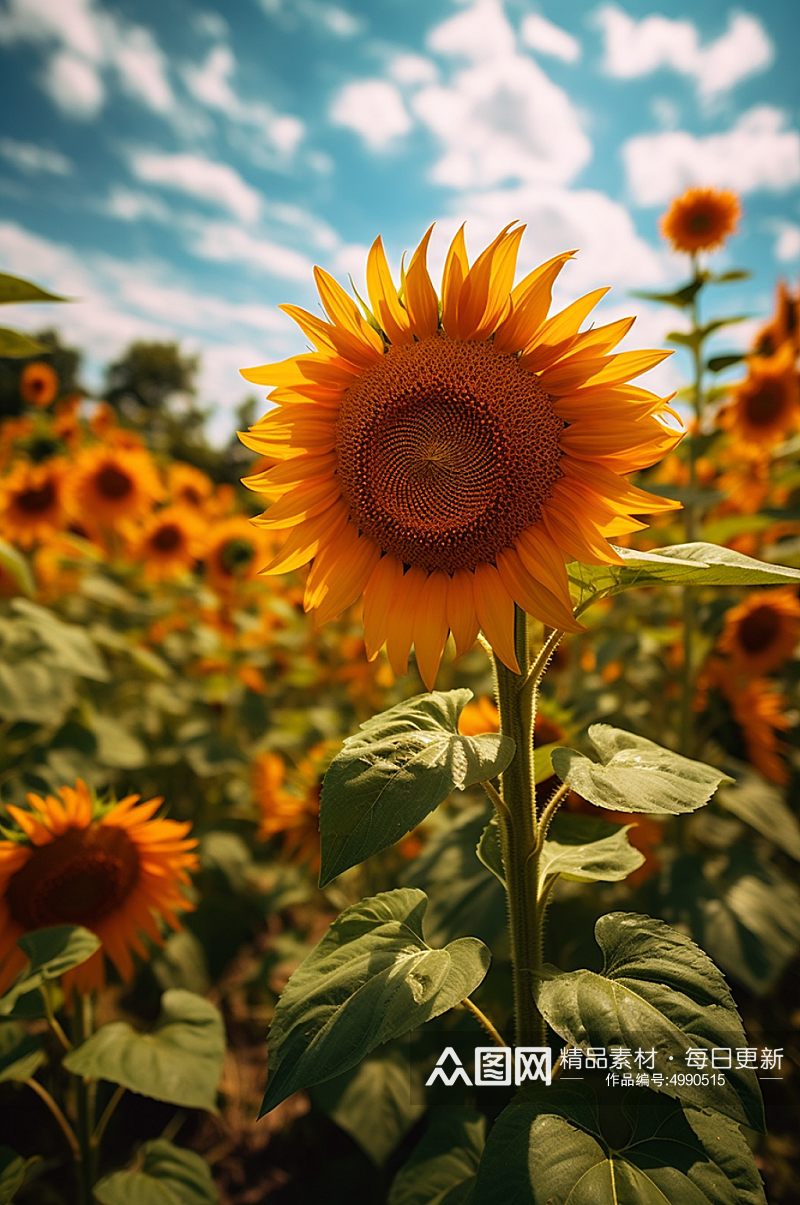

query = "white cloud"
389;53;439;85
595;6;773;101
0;137;72;175
772;221;800;263
330;80;413;149
186;221;315;281
624;107;800;206
102;186;172;223
0;0;178;121
183;45;305;157
44;49;105;118
129;151;263;224
256;0;363;37
520;13;581;63
428;0;516;61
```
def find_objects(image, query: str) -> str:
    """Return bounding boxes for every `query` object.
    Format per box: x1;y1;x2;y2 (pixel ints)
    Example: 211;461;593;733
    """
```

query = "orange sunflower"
134;505;204;581
660;187;741;255
0;780;198;995
253;743;337;867
721;344;800;448
20;361;59;408
718;587;800;676
167;462;215;510
753;279;800;358
204;515;273;597
239;225;682;687
0;459;68;548
65;444;162;532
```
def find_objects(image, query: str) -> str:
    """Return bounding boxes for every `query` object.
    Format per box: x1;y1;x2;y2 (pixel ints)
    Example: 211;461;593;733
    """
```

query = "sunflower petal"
367;236;413;345
493;251;576;354
473;562;520;673
441;224;470;336
363;554;403;659
519;287;611;372
386;565;427;675
413;571;450;690
404;225;439;339
447;569;480;658
497;547;582;633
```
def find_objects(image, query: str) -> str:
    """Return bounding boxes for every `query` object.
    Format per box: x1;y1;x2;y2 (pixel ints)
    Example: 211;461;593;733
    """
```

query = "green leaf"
389;1108;485;1205
0;541;34;598
541;814;645;882
261;887;490;1115
631;280;703;309
0;272;68;305
471;1083;766;1205
0;660;75;724
93;1140;218;1205
10;599;108;680
0;1147;26;1205
710;269;751;284
63;990;224;1112
0;329;48;358
476;818;505;886
551;725;732;816
92;716;148;769
569;542;800;605
717;769;800;861
707;353;746;373
667;329;703;352
319;690;515;886
533;912;764;1130
312;1045;425;1166
0;926;101;1015
0;1025;45;1083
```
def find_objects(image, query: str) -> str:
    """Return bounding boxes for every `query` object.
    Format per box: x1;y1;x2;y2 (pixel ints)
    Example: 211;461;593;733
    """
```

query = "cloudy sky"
1;0;798;439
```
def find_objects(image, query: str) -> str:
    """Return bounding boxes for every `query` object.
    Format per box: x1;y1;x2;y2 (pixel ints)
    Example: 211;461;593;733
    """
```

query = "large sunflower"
0;780;198;995
240;225;682;687
0;459;68;549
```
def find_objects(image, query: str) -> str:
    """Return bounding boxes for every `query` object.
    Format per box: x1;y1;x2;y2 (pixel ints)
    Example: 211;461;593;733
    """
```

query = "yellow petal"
537;354;612;396
386;565;427;675
261;502;349;574
367;236;413;345
560;457;682;514
314;265;385;353
580;348;673;387
542;493;624;565
254;476;343;530
496;547;582;633
493;251;576;354
458;224;523;340
312;530;381;624
519;287;610;373
514;524;573;608
404;225;439;339
446;569;479;658
473;562;519;673
413;571;450;690
363;554;403;659
441;224;470;336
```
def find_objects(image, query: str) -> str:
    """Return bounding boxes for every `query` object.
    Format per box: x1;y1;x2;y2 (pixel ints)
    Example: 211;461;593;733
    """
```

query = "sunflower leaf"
0;328;48;357
0;926;101;1016
707;352;746;373
62;990;225;1112
570;542;800;605
630;280;704;308
0;1147;27;1205
93;1140;219;1205
550;725;732;816
533;913;764;1131
541;814;645;882
470;1083;766;1205
388;1107;486;1205
0;540;34;597
261;888;490;1115
319;690;514;886
0;272;68;305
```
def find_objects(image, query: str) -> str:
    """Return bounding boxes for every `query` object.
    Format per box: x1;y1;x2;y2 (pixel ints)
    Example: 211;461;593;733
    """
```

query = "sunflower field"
2;194;800;1205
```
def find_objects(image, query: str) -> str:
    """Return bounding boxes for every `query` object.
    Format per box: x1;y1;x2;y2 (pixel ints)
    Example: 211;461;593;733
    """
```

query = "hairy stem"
461;997;507;1047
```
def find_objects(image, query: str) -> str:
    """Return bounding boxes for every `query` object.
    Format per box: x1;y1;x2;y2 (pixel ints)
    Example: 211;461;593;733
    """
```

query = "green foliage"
312;1044;425;1166
261;888;490;1115
0;540;34;597
0;926;101;1016
63;990;225;1112
541;814;645;883
551;725;732;815
319;690;515;885
94;1140;219;1205
0;1147;26;1205
717;770;800;861
0;1024;45;1083
0;329;48;358
0;274;67;305
534;913;764;1130
389;1108;486;1205
471;1084;766;1205
106;341;199;414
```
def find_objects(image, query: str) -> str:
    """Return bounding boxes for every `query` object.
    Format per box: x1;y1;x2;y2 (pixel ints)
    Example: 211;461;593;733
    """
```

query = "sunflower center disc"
738;605;780;654
8;825;139;928
336;335;564;573
18;482;56;513
152;523;182;552
745;380;786;428
97;465;134;500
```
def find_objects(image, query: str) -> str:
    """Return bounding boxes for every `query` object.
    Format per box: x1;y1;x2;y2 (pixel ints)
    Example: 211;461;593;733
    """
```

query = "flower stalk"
680;255;705;755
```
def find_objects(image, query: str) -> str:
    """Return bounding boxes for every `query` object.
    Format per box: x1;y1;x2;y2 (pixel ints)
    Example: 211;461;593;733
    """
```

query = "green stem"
680;253;704;755
494;607;546;1048
70;993;96;1205
461;997;507;1047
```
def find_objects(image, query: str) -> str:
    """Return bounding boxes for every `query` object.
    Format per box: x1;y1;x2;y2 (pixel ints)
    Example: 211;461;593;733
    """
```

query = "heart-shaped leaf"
0;1147;26;1205
93;1139;218;1205
0;926;101;1015
63;990;224;1112
319;690;514;885
471;1083;766;1205
551;725;732;816
389;1107;486;1205
262;888;490;1115
534;912;764;1130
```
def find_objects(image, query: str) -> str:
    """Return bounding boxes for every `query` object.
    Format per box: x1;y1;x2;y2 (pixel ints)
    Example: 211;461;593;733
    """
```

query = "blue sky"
1;0;799;440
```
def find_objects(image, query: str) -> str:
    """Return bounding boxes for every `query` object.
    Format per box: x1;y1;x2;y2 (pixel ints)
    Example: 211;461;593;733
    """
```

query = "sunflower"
753;279;799;358
65;444;162;532
20;361;59;408
718;587;800;676
660;187;741;255
0;780;198;995
204;516;273;596
135;505;204;581
240;226;682;687
253;745;337;867
167;462;215;510
0;459;67;548
721;345;800;448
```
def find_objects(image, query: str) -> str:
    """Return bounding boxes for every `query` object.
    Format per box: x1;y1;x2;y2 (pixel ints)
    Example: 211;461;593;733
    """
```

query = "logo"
424;1046;552;1088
